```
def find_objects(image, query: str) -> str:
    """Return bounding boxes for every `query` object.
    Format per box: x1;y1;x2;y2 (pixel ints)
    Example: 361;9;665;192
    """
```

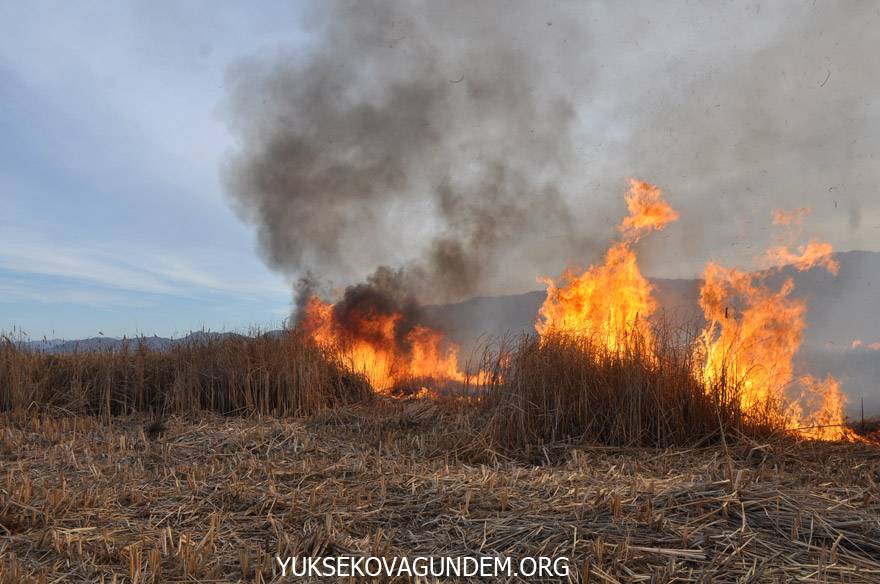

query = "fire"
618;179;681;239
852;339;880;351
698;262;804;415
537;182;848;441
698;209;846;439
787;375;848;440
299;178;851;440
761;239;839;274
299;296;465;393
772;207;811;226
536;179;678;351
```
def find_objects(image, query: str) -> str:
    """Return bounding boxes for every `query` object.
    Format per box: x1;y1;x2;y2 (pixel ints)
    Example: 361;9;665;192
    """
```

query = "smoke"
577;1;880;277
224;1;880;322
224;1;597;321
327;266;423;347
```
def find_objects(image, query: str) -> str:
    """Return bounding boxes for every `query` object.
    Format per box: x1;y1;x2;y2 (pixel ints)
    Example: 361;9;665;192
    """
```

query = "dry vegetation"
0;333;371;418
2;333;879;582
483;330;772;450
1;403;879;583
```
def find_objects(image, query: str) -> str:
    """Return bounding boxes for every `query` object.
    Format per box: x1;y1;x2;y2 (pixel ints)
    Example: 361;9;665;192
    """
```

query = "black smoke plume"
224;1;596;323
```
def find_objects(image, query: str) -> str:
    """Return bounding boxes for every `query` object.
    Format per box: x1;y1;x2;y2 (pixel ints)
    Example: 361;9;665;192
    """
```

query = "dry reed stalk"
1;405;878;583
0;332;372;418
481;328;780;450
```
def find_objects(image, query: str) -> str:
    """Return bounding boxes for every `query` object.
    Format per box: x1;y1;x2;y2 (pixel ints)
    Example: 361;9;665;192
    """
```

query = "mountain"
18;332;246;353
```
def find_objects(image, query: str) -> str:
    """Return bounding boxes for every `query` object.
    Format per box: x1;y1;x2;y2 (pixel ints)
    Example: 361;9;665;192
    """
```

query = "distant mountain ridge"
17;331;250;354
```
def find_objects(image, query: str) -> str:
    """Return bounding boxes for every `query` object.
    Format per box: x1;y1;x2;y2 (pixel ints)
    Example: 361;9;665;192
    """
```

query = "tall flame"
300;180;850;440
537;179;678;351
698;208;846;439
300;296;465;393
698;263;804;414
537;185;848;441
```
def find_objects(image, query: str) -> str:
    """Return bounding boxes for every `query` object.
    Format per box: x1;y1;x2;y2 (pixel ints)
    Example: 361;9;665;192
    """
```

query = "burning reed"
484;325;767;450
0;181;856;450
524;179;849;445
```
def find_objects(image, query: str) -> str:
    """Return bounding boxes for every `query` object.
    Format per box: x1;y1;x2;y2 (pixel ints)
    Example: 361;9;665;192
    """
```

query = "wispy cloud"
0;276;152;308
0;224;289;301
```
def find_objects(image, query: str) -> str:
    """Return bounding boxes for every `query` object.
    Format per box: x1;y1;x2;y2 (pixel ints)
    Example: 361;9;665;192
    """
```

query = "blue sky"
0;2;313;339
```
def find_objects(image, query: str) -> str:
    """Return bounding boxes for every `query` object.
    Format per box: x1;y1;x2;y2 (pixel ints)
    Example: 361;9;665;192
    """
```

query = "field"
2;333;880;583
1;401;880;583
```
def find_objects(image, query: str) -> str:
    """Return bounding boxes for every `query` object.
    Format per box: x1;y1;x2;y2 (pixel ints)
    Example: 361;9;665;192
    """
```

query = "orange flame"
536;179;677;351
618;179;680;241
537;180;847;441
772;207;811;226
761;238;839;274
699;216;846;439
300;296;465;393
698;263;805;413
787;375;848;440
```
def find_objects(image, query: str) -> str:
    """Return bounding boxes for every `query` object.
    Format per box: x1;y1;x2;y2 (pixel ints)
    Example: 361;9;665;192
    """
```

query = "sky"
0;2;312;339
1;1;879;339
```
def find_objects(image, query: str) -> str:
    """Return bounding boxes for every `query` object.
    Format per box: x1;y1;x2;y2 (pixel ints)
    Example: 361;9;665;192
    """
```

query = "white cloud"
0;277;152;308
0;224;289;300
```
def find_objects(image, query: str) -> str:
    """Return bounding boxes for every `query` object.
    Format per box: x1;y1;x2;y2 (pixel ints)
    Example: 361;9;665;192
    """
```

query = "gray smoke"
224;1;880;320
567;1;880;278
223;1;598;320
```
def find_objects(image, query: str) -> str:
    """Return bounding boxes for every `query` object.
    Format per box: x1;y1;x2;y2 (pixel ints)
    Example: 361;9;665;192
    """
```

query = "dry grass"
0;326;816;451
2;328;877;582
483;330;776;450
1;404;879;583
0;332;372;418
